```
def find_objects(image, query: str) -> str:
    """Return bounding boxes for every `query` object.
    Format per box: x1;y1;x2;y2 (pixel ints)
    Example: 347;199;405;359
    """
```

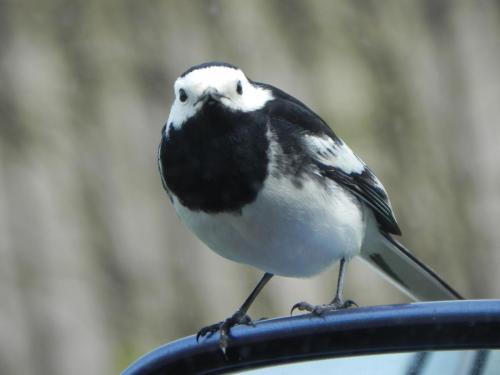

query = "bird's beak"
194;88;227;106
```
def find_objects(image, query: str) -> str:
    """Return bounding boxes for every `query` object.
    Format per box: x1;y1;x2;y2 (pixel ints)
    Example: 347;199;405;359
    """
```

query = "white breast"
172;173;367;278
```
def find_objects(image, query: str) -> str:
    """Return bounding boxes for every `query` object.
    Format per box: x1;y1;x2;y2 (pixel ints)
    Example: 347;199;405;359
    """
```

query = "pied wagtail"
158;62;463;352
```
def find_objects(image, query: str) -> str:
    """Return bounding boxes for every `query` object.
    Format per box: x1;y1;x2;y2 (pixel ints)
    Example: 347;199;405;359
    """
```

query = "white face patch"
303;134;365;174
165;66;274;132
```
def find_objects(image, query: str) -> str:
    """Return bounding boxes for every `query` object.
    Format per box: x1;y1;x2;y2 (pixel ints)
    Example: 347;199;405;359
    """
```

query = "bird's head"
166;62;273;130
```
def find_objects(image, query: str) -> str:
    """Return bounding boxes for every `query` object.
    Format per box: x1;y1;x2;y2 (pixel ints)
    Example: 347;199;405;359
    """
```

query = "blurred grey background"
1;1;500;374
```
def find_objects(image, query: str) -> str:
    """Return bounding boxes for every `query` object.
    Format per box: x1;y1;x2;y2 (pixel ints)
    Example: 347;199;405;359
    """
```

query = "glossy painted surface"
123;300;500;375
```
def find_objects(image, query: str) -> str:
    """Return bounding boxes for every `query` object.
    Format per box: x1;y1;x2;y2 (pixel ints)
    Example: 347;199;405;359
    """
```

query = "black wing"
259;82;401;235
320;165;401;235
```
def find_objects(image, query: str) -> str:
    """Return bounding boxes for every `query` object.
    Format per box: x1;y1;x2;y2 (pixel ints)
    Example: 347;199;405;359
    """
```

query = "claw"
290;301;315;315
196;322;222;342
343;299;358;308
291;298;358;316
196;310;255;353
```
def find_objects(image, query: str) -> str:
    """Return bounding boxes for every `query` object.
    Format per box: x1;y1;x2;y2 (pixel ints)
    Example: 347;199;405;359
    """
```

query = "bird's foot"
196;309;254;354
291;298;358;316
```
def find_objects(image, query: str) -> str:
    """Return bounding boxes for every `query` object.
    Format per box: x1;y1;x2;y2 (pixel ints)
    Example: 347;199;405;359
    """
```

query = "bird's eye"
179;89;188;102
236;81;243;95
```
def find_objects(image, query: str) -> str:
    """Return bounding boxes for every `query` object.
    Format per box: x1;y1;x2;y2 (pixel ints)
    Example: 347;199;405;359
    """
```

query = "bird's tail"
360;227;463;301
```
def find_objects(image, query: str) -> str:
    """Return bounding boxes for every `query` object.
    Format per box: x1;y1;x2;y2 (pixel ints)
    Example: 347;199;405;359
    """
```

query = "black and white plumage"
158;62;462;351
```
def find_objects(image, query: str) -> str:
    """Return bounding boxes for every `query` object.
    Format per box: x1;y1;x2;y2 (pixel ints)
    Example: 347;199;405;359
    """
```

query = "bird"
157;61;463;353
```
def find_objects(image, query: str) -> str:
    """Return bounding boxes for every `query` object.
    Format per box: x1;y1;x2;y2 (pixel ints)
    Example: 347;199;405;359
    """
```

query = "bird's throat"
160;109;269;213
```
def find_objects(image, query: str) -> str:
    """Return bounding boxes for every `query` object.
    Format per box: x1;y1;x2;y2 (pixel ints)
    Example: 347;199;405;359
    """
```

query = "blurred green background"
1;1;500;374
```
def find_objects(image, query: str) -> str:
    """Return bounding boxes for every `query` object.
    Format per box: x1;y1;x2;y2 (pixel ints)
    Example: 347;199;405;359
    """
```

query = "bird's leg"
329;257;357;308
197;272;273;353
291;258;357;315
